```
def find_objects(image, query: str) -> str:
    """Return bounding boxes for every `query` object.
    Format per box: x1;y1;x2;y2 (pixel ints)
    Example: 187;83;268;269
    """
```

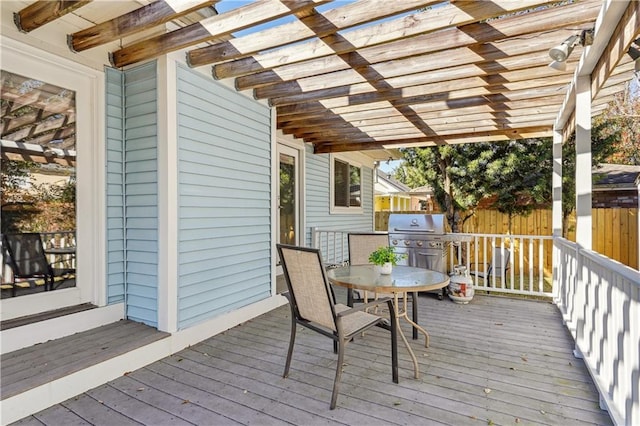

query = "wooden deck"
1;320;170;401
7;292;612;425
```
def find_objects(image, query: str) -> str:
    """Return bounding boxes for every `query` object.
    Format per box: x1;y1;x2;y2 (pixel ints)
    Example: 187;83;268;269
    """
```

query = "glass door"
278;145;299;248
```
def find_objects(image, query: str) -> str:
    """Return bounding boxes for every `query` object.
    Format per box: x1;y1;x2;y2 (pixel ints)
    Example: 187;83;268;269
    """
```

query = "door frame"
1;37;106;320
275;138;305;277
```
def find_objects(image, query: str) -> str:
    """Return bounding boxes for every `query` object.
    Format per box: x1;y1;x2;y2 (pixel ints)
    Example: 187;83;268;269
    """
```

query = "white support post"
552;129;563;238
575;75;592;250
552;128;563;298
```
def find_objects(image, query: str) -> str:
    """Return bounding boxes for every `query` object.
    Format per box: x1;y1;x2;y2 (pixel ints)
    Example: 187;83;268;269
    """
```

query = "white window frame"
330;154;363;215
1;36;106;320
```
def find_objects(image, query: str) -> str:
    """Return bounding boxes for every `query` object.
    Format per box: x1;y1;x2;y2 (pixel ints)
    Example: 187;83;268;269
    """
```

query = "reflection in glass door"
1;70;77;299
278;146;298;247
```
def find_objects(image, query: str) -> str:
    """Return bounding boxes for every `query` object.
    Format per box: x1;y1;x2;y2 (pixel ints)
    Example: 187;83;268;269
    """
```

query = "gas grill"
388;213;451;299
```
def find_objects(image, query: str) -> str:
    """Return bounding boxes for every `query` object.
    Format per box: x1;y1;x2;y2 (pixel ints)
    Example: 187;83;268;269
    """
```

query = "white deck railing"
311;228;553;297
312;228;639;423
554;237;639;425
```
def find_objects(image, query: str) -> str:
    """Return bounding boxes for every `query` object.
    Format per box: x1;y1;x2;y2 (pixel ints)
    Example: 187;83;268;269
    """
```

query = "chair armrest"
336;297;392;317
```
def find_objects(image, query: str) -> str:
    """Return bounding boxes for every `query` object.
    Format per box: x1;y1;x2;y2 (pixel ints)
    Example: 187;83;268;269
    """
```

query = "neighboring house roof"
375;168;410;195
410;185;435;196
592;164;640;190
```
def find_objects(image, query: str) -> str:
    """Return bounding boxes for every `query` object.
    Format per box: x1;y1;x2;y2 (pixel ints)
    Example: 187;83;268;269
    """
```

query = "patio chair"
469;247;511;287
276;244;398;410
2;233;74;296
348;233;420;339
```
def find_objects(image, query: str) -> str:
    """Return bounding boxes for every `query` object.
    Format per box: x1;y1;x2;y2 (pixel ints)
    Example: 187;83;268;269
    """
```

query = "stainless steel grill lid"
388;213;446;236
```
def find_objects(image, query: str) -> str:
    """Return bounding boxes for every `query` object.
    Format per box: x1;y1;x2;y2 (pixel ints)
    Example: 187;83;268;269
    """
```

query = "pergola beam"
312;126;552;153
110;0;329;68
213;0;558;80
13;0;91;33
68;0;219;52
236;1;600;91
187;0;438;67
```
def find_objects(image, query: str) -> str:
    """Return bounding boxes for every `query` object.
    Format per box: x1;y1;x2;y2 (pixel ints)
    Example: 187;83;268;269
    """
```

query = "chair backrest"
348;233;389;265
2;233;51;277
277;244;337;331
488;247;511;278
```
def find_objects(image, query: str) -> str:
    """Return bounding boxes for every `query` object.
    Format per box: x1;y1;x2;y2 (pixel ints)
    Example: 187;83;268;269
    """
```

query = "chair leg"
330;337;346;410
283;308;297;378
388;300;399;383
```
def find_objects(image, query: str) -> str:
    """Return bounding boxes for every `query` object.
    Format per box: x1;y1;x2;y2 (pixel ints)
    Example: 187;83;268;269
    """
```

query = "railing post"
311;227;318;249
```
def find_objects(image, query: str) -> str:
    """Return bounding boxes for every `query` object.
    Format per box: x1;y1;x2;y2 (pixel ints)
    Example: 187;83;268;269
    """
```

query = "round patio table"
327;265;449;378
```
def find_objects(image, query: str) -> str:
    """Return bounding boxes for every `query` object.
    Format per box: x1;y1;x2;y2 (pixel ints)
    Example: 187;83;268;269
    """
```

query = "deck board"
7;293;613;425
1;320;169;400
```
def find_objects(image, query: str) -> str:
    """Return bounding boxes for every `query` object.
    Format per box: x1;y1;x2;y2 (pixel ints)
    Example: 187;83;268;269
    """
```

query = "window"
331;156;362;213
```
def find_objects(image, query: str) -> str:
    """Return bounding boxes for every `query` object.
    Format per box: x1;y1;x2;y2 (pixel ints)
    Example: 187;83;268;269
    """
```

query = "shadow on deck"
4;291;612;425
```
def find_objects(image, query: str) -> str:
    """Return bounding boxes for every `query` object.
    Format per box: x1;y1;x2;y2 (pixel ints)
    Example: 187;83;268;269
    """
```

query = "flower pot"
376;262;393;275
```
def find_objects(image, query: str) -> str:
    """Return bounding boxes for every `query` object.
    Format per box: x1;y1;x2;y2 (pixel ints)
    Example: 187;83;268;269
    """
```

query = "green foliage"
593;86;640;165
368;246;406;266
1;159;76;234
484;139;553;229
398;144;488;232
561;118;621;235
398;140;552;233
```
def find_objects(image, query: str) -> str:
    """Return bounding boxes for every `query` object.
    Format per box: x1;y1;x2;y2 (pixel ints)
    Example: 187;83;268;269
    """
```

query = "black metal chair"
276;243;398;409
469;247;511;287
2;233;74;296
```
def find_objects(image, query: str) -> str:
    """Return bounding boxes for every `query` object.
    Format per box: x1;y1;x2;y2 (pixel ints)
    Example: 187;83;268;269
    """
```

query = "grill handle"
393;228;436;232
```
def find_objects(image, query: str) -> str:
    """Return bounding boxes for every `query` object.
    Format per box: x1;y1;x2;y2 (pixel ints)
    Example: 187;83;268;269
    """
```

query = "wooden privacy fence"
376;208;638;270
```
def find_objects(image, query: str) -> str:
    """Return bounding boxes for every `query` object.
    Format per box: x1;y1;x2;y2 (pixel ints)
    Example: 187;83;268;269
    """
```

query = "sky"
379;159;403;174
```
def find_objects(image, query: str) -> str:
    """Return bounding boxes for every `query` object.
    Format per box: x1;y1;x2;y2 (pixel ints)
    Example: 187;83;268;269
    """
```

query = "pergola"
1;2;639;423
2;0;638;163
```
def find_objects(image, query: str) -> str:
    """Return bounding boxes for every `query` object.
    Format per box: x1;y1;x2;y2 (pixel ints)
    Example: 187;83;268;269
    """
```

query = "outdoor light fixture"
548;29;594;71
548;35;580;62
548;60;567;71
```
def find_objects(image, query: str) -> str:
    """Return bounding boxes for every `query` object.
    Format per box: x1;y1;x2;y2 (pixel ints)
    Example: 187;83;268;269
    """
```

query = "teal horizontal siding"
123;61;158;327
176;64;271;329
105;67;125;305
305;145;374;246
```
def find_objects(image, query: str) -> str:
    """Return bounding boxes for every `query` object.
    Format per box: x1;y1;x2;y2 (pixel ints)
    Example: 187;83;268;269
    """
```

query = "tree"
398;143;497;232
561;119;620;237
484;139;553;232
1;159;76;234
398;139;554;234
593;82;640;165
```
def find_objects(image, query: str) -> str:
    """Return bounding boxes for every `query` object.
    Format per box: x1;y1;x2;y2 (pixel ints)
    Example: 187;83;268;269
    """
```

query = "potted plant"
368;245;405;274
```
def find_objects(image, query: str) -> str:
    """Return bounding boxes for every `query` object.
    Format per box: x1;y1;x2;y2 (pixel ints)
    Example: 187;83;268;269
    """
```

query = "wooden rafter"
235;1;600;92
212;0;568;80
14;0;91;33
7;0;627;153
68;0;219;52
187;0;440;67
110;0;329;68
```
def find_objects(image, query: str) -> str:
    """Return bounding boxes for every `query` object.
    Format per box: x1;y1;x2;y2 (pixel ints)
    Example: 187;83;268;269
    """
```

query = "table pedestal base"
394;292;429;379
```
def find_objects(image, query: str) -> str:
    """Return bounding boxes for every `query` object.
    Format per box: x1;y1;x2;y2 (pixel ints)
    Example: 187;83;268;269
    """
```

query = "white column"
575;75;592;250
552;128;563;238
157;55;179;333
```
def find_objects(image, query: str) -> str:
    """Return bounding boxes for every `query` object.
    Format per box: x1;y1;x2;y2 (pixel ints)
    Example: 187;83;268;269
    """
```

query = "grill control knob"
416;241;423;247
404;240;411;246
391;239;398;245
